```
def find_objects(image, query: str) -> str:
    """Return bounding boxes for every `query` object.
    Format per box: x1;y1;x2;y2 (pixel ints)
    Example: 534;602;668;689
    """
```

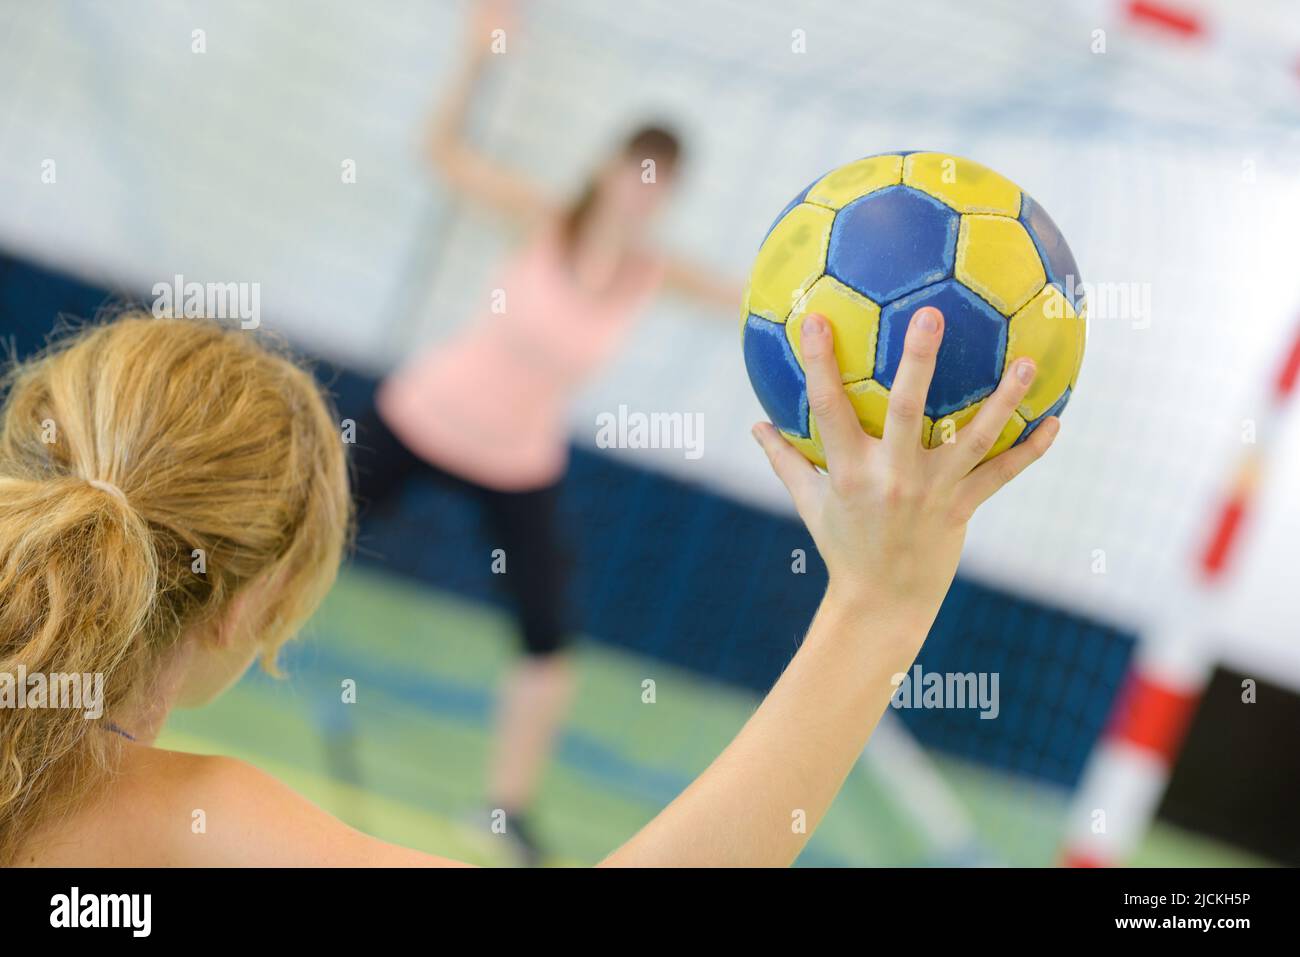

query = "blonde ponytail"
0;314;351;863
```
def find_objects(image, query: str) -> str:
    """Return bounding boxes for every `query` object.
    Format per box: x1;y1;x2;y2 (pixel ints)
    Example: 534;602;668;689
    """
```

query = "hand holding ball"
742;152;1085;467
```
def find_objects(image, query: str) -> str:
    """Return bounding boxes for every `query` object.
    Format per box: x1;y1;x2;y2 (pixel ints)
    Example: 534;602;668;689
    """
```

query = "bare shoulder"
25;748;468;867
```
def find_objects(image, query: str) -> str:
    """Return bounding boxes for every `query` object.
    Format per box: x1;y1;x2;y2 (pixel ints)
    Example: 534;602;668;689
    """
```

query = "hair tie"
87;478;129;505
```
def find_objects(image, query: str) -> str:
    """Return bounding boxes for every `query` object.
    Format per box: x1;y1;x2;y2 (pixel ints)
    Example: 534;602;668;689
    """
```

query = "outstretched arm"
426;0;553;226
600;306;1058;866
233;308;1055;868
661;257;746;311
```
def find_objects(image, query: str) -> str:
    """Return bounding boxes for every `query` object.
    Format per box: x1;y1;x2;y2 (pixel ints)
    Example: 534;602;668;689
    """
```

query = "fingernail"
915;308;939;334
1015;358;1036;385
803;313;826;337
751;423;764;444
1043;417;1061;440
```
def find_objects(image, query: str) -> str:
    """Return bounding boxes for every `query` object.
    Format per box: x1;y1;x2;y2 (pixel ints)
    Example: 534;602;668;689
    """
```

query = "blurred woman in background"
354;1;737;862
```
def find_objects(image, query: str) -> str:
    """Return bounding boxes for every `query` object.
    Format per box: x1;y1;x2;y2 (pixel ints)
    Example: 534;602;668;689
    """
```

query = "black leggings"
351;397;571;656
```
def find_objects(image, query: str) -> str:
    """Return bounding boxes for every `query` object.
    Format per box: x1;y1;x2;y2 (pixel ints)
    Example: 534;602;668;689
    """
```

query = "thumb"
753;422;818;512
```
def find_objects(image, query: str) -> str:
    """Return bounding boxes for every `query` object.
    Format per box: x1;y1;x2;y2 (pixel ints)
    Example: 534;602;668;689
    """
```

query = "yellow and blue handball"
742;152;1086;467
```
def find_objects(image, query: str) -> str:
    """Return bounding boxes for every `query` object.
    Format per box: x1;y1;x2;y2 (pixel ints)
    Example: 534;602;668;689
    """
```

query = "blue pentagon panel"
1020;194;1084;312
743;313;810;437
1015;387;1071;445
875;280;1008;418
826;186;959;303
762;177;819;243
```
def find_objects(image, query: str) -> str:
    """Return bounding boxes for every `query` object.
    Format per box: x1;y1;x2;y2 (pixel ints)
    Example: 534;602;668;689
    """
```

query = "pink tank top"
378;228;665;491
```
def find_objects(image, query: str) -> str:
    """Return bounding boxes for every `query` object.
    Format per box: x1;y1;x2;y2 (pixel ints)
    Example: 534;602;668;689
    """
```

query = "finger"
883;307;943;460
954;417;1060;516
799;312;868;473
752;421;820;511
944;357;1037;477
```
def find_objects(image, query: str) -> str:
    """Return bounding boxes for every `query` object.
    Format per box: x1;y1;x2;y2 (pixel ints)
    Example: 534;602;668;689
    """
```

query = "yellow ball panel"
786;276;881;382
955;215;1046;316
747;203;835;322
1005;285;1082;421
845;378;932;441
804;154;904;210
1070;298;1088;389
845;378;889;439
781;426;826;470
927;400;1027;460
903;153;1022;216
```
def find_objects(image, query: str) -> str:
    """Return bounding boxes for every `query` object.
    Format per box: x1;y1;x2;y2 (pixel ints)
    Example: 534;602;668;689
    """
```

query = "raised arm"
426;0;553;226
600;306;1059;866
246;306;1055;868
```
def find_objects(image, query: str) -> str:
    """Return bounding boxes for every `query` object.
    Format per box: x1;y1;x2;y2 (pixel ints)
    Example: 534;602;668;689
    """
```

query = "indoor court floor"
160;565;1263;868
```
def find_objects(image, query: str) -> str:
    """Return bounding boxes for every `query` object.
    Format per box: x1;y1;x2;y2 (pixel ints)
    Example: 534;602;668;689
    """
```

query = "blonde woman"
0;306;1056;866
